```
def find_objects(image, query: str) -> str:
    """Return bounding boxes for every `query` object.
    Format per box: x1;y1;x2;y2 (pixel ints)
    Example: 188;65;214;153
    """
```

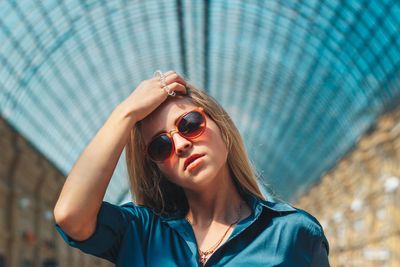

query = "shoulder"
265;202;324;235
250;198;330;262
259;200;329;249
283;207;325;237
248;194;325;236
259;199;323;234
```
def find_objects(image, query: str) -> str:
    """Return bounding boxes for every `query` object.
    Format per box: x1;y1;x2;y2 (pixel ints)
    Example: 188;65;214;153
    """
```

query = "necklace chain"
186;202;243;266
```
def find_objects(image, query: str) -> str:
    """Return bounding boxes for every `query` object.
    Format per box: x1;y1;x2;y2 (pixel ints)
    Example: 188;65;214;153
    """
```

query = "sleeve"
310;236;330;267
292;209;330;267
55;201;138;263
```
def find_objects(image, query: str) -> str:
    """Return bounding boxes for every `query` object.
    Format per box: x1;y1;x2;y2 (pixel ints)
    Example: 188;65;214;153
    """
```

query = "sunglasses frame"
145;107;207;162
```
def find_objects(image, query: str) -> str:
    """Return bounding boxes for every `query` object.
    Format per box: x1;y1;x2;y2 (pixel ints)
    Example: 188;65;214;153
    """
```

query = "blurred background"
0;0;399;266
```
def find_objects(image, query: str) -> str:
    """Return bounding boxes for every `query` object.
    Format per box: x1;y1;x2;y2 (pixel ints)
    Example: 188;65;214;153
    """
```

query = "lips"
184;154;204;170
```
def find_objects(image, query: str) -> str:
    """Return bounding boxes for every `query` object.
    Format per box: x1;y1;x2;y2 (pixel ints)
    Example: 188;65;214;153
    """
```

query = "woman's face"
141;97;229;190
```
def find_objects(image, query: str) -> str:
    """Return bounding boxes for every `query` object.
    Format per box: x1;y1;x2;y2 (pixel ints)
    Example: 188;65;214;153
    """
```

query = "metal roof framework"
1;0;400;204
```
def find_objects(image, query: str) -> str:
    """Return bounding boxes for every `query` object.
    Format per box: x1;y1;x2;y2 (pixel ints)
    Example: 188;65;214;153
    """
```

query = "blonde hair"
125;83;265;216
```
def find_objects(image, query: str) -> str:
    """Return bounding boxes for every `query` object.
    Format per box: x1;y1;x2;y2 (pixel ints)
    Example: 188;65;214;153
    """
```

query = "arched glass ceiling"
1;0;400;204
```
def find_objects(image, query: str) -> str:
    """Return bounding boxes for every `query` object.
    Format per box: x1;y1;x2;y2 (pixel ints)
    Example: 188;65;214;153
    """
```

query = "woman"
54;71;330;266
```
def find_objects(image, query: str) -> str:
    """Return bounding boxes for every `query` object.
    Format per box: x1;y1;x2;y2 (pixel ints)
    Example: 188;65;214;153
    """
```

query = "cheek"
157;161;179;181
204;126;228;151
157;162;173;174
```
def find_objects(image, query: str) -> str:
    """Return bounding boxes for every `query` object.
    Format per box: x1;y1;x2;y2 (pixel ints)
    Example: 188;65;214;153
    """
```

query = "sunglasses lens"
178;111;205;137
148;134;173;161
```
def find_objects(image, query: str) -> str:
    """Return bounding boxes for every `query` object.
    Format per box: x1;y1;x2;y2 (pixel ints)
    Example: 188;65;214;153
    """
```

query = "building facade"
0;118;112;267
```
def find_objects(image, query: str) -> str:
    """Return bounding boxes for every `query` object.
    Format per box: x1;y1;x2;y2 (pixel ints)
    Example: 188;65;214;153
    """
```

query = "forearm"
53;102;136;236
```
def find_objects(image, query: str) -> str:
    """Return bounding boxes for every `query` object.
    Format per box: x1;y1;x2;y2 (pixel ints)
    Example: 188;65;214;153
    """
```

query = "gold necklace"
186;202;242;266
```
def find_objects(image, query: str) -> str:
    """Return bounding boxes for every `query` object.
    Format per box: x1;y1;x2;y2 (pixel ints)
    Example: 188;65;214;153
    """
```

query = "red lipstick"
184;154;204;170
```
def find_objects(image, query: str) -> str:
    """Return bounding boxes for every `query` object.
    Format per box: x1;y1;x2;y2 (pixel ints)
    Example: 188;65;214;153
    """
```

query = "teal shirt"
55;193;330;266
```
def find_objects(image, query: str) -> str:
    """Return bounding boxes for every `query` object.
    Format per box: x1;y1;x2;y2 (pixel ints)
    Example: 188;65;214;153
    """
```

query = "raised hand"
122;70;188;122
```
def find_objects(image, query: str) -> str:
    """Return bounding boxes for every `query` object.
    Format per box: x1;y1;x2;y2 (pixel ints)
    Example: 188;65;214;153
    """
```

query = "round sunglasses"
146;107;207;162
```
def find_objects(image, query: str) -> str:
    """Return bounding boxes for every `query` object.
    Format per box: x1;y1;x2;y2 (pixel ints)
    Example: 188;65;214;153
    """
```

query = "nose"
172;132;192;155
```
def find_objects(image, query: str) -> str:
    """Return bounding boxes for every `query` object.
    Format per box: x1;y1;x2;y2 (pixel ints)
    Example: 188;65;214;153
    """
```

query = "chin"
188;165;223;187
168;160;226;189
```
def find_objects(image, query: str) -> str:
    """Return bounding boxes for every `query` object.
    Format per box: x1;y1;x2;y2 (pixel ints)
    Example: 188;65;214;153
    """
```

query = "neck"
184;166;245;227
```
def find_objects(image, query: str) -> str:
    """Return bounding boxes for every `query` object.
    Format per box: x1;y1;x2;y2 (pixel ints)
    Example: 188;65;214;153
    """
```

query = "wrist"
113;102;138;126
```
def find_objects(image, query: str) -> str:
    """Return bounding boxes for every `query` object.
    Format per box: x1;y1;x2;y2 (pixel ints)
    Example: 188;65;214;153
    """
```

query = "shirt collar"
245;192;297;215
160;191;296;223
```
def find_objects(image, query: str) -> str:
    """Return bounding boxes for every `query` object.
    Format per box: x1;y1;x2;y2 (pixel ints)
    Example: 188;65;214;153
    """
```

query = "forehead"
141;97;197;140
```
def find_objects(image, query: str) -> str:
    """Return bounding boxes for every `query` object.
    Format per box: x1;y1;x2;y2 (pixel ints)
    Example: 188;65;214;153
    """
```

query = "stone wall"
296;107;400;267
0;117;112;267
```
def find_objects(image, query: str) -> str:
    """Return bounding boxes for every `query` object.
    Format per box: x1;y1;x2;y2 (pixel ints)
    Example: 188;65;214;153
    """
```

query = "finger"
163;70;176;76
152;70;164;80
166;82;187;95
151;70;173;82
165;72;187;86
